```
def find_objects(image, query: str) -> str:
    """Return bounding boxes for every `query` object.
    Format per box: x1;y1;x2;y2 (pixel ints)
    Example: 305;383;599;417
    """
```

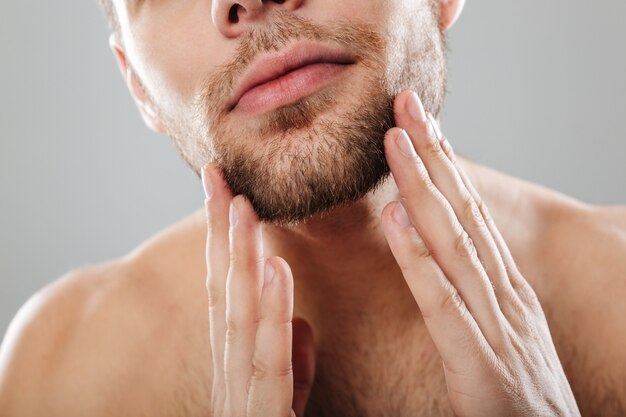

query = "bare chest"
151;311;613;417
160;319;455;417
302;324;455;417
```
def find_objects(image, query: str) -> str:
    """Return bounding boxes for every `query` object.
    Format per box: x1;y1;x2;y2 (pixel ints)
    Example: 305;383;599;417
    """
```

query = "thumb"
291;317;316;417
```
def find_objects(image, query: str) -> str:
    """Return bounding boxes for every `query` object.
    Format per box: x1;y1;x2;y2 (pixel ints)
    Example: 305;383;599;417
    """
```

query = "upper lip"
227;41;357;111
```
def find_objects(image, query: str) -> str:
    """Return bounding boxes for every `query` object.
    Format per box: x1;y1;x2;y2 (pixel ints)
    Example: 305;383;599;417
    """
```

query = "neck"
262;156;508;343
263;169;405;314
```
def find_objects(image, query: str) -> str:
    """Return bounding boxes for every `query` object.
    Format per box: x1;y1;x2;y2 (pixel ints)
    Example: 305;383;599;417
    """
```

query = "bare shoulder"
0;209;211;417
536;198;626;415
540;199;626;279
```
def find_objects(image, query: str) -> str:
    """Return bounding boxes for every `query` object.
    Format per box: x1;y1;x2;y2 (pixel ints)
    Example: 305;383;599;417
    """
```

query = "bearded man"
1;0;625;416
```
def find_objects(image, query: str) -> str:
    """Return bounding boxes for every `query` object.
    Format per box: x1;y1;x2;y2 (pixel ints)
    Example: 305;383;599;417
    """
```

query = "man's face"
114;0;447;225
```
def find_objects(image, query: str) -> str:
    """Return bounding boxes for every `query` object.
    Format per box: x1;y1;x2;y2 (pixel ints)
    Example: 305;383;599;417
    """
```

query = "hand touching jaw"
199;90;581;417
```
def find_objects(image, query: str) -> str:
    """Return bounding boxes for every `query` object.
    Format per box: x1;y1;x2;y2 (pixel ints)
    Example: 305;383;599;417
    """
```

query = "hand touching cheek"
381;91;581;417
202;165;316;417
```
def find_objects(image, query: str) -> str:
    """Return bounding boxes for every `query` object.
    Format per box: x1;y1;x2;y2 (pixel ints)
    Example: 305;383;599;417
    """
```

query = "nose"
212;0;304;38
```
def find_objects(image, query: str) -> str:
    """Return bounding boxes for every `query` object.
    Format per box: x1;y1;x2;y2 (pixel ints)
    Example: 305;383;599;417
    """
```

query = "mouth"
227;41;357;115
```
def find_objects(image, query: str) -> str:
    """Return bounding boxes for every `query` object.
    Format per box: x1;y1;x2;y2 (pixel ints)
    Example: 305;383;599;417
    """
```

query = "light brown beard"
156;7;447;226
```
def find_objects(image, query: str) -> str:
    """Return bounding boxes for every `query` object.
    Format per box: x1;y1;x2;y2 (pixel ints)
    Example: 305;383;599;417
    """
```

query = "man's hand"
202;165;316;417
381;91;581;416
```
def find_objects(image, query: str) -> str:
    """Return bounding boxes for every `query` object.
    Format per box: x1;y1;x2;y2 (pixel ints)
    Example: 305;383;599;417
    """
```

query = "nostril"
228;4;239;23
273;0;286;3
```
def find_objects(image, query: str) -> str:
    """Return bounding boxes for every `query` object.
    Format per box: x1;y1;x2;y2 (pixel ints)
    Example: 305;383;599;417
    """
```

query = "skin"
203;90;584;416
1;0;626;416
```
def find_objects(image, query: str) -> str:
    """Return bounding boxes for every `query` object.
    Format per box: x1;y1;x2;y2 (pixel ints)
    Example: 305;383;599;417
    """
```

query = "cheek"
121;2;230;117
118;0;424;122
299;0;398;39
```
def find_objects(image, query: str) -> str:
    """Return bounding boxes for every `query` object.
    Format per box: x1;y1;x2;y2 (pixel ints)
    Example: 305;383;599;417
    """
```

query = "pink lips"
228;41;357;114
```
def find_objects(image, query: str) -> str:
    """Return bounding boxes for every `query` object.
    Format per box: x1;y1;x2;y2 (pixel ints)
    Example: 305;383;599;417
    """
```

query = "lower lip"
233;63;352;114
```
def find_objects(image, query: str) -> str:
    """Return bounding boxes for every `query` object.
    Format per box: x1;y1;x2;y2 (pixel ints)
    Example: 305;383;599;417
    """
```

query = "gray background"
1;1;625;337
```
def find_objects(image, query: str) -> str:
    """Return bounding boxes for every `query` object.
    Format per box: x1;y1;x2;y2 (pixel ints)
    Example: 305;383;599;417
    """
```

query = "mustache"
194;9;386;120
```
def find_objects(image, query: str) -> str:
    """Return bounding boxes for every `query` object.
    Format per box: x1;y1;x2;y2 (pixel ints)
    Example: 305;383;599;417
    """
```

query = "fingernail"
393;201;411;227
407;91;426;122
396;129;417;157
201;165;213;199
264;260;275;285
229;200;238;227
427;113;443;141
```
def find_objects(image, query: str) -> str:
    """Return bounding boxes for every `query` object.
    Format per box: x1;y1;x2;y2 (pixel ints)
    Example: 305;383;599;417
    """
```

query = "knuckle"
522;286;543;315
406;156;439;199
206;218;224;239
503;297;535;336
208;294;224;312
407;230;432;259
429;288;466;318
510;273;542;312
441;138;457;161
496;358;525;402
463;195;487;232
475;196;492;223
207;215;219;231
415;170;438;196
251;357;269;381
506;328;527;358
251;356;293;381
454;228;478;261
516;307;538;337
414;151;426;167
206;280;224;308
426;135;445;158
225;316;259;341
225;320;239;342
259;316;293;335
230;254;265;273
424;178;439;195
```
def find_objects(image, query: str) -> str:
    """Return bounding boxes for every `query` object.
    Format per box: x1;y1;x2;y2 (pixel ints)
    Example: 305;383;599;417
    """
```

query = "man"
0;0;625;415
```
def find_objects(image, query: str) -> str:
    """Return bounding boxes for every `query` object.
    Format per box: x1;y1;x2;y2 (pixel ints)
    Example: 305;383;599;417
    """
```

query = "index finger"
381;201;496;377
202;163;234;413
383;125;506;351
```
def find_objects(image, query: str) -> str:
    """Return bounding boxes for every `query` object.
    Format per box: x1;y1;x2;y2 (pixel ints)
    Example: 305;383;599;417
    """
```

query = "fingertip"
383;127;405;158
395;90;414;109
382;201;424;252
201;164;212;199
269;256;294;287
230;193;246;210
392;200;412;228
381;203;406;257
384;126;404;142
202;162;220;185
393;91;411;119
261;256;294;319
230;194;260;228
264;258;276;285
205;163;235;202
381;200;399;227
382;200;413;230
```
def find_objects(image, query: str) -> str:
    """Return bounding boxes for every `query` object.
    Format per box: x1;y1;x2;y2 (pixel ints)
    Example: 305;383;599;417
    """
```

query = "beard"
157;5;447;227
